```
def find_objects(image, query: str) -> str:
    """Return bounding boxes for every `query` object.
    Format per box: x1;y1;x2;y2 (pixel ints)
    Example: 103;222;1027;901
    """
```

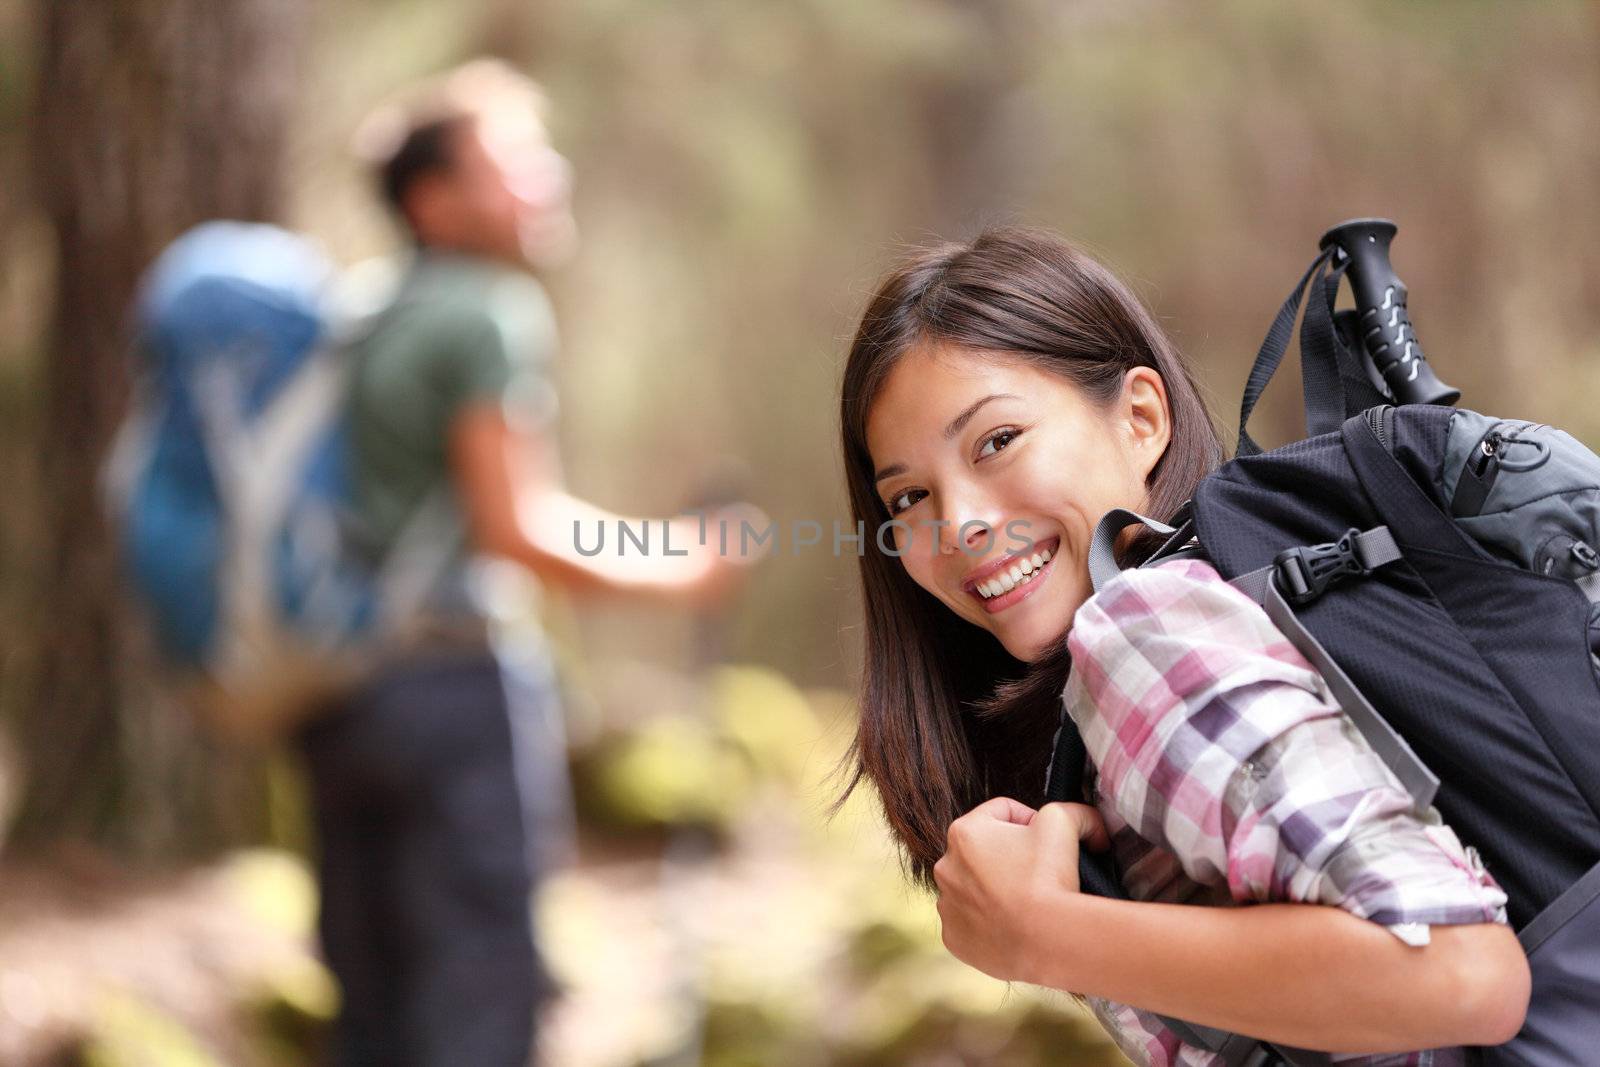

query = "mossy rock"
696;997;797;1067
709;665;822;786
574;714;751;834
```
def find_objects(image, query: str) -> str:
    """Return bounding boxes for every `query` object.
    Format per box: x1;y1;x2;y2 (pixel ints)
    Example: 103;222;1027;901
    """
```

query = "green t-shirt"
345;250;559;570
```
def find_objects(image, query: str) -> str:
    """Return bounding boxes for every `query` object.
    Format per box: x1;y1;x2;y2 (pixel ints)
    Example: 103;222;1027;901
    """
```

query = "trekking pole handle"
1318;218;1460;408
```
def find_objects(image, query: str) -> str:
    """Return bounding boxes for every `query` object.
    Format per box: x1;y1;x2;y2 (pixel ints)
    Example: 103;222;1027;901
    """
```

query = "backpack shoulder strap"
1078;509;1441;1064
208;345;353;672
1226;529;1439;812
1087;507;1182;592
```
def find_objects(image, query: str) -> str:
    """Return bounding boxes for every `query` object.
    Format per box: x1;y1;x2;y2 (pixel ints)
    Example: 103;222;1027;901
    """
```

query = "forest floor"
0;834;838;1067
0;848;324;1066
0;834;845;1067
0;627;1137;1066
0;799;1126;1067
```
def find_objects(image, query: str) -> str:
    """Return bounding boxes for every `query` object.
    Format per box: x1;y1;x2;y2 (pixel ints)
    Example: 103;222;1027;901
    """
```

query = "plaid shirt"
1060;558;1508;1067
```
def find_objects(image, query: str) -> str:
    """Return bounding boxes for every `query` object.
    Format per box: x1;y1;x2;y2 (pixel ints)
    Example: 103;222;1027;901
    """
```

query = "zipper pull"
1451;425;1506;519
1473;432;1501;477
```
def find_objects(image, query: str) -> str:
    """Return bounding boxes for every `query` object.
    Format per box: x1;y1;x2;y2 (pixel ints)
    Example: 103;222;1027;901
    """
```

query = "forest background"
0;2;1595;1065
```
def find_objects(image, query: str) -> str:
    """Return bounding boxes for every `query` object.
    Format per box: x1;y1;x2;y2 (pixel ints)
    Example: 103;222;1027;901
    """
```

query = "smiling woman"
836;228;1223;859
832;228;1528;1065
864;346;1172;661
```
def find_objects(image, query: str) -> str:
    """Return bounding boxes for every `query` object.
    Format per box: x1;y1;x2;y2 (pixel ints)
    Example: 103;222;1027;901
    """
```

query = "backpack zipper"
1363;404;1395;451
1472;430;1502;480
1451;420;1536;518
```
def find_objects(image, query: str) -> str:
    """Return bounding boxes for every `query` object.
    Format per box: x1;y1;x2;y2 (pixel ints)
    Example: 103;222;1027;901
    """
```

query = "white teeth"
975;549;1057;599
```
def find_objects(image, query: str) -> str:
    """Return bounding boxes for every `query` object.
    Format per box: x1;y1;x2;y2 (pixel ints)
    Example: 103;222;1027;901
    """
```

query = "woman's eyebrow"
942;393;1019;441
873;392;1021;483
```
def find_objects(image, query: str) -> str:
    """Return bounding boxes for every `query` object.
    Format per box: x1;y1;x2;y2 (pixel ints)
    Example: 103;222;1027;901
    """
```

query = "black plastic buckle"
1273;528;1369;605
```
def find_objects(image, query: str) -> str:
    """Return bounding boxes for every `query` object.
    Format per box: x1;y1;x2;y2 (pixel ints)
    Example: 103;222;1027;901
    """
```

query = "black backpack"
1048;221;1600;1066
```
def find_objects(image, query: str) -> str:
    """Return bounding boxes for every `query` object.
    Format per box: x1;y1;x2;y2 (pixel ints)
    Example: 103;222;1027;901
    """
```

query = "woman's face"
864;344;1172;663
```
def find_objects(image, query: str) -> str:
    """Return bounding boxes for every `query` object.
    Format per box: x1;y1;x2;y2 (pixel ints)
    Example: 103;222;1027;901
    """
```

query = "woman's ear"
1123;366;1172;482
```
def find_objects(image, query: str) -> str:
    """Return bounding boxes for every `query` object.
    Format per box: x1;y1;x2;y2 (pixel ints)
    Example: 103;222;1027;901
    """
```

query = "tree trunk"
8;0;309;859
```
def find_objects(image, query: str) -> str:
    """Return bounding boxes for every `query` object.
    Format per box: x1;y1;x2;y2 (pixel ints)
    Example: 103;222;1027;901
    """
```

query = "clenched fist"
932;798;1109;983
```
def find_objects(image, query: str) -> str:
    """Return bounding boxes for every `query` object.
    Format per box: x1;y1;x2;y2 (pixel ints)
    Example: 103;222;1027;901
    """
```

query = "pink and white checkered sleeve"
1063;558;1507;935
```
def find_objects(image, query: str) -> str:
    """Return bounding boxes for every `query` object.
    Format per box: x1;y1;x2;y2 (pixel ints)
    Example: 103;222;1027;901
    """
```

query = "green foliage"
76;993;224;1067
242;958;337;1067
7;3;1598;1062
227;849;337;1063
580;712;751;833
710;665;822;786
546;662;1131;1065
570;664;823;835
226;849;320;939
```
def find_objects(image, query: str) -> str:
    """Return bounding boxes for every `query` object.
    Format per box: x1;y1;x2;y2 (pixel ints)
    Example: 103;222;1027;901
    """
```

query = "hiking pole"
1318;218;1460;407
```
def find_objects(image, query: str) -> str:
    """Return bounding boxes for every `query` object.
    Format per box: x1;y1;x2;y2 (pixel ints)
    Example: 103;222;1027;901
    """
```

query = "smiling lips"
965;536;1060;614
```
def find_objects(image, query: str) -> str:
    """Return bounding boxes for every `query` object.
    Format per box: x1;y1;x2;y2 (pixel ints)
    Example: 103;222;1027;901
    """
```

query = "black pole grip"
1318;218;1460;408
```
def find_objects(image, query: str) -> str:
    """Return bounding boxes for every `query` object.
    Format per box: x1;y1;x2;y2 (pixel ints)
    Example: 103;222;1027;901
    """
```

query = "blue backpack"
108;221;451;742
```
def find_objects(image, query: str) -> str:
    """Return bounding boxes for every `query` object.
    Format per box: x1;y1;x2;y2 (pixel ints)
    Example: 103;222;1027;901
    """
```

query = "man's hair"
374;116;465;215
352;58;550;224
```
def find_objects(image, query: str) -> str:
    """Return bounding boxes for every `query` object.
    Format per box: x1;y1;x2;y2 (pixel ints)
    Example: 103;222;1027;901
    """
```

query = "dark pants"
296;650;553;1067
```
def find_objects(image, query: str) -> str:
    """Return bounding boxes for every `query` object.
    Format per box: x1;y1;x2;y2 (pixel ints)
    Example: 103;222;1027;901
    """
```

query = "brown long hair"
835;227;1225;887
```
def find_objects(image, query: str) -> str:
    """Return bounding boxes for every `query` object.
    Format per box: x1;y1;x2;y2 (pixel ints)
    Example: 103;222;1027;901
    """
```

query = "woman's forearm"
1020;890;1528;1053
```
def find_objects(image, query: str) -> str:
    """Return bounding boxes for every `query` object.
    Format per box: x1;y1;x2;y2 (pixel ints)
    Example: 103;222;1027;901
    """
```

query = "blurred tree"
9;0;310;857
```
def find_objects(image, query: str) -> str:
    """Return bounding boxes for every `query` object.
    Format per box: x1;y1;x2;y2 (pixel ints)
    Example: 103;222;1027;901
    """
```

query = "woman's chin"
998;616;1073;665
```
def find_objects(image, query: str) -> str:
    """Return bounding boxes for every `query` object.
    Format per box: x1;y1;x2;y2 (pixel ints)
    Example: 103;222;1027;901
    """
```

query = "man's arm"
449;401;741;604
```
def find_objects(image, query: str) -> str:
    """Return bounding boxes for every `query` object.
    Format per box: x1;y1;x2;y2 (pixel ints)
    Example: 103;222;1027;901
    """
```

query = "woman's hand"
932;797;1108;983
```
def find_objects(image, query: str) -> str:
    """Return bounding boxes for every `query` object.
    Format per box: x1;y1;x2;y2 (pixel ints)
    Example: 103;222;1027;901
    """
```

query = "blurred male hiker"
296;60;760;1066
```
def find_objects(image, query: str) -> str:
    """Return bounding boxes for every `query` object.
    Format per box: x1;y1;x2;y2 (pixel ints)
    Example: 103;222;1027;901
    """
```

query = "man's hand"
932;798;1108;983
673;502;771;614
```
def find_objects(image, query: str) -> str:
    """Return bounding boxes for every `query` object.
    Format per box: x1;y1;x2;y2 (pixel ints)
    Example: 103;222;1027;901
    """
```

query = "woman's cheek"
898;555;946;608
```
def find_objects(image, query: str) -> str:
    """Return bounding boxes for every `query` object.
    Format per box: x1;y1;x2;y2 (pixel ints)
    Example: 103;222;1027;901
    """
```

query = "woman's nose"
935;497;1002;558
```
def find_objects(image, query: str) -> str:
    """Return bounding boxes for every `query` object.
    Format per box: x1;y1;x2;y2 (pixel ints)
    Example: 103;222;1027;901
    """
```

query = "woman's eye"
885;488;923;516
977;429;1019;459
